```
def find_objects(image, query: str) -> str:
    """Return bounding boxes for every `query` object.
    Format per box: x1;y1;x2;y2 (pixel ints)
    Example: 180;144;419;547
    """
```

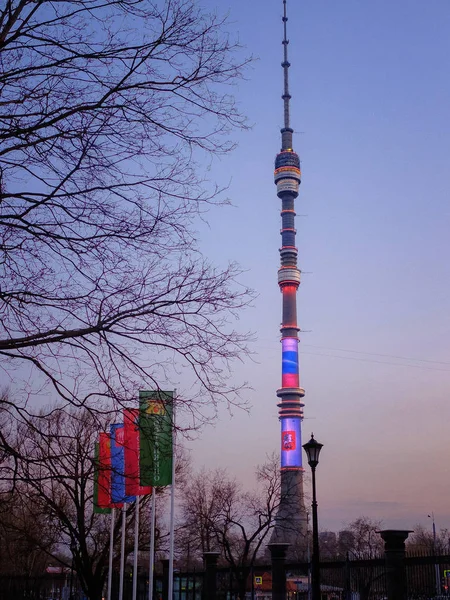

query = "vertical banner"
110;423;136;504
139;390;174;487
93;442;111;514
97;432;123;510
123;408;152;497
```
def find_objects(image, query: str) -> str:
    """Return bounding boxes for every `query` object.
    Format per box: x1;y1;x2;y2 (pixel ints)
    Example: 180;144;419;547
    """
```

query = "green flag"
93;442;112;514
139;390;174;487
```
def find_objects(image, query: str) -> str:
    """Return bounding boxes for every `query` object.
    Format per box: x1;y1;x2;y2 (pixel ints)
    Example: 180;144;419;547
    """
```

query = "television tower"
270;0;307;550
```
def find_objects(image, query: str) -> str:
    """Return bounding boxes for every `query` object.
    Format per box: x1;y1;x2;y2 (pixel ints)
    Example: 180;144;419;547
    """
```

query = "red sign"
282;430;296;451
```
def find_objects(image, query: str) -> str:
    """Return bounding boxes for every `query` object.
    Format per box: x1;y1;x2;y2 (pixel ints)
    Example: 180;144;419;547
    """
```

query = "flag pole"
132;496;140;600
107;507;115;600
149;488;156;600
168;391;177;600
119;502;127;600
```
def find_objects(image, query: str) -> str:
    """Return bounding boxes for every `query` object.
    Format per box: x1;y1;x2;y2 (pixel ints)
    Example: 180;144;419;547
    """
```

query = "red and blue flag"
110;423;136;504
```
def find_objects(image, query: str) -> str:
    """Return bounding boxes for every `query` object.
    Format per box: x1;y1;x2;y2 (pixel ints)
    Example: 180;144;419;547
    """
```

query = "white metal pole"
433;517;440;596
430;512;441;595
149;488;156;600
119;502;127;600
167;392;177;600
132;496;140;600
107;508;115;600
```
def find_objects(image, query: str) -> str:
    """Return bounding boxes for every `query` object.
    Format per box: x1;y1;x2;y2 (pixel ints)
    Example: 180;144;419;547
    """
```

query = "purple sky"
186;0;450;533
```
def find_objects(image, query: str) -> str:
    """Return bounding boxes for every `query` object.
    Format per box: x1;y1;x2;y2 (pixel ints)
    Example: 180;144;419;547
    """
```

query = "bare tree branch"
0;0;254;422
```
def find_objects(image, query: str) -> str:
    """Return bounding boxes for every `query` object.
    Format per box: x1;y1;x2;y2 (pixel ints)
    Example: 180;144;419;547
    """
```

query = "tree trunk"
86;581;104;600
361;583;372;600
236;567;250;600
81;567;106;600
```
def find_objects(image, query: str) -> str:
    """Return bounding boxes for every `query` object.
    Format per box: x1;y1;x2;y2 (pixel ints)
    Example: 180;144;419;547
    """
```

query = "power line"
299;351;450;373
255;338;450;372
302;344;450;366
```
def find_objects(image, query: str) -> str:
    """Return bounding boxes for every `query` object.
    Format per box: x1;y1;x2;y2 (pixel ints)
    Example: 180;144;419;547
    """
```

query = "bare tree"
0;494;56;576
178;455;284;600
343;517;384;559
177;467;235;562
407;523;450;554
340;517;385;600
0;0;252;422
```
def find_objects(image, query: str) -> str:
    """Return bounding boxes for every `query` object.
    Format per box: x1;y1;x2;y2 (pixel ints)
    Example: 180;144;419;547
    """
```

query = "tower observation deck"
269;0;307;552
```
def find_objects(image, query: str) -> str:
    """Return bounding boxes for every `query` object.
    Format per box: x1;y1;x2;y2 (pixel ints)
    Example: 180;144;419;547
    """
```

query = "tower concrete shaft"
270;0;307;552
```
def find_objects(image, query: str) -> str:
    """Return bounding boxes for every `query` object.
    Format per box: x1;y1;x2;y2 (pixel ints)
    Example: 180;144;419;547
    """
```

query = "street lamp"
303;433;323;600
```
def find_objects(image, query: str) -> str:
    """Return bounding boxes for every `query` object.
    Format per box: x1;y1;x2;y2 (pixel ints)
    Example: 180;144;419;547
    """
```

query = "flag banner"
110;423;136;504
98;432;123;510
139;390;174;487
123;408;152;497
94;442;111;514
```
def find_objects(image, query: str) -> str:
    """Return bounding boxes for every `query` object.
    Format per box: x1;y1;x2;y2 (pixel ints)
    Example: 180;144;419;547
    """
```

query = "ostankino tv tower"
270;0;307;550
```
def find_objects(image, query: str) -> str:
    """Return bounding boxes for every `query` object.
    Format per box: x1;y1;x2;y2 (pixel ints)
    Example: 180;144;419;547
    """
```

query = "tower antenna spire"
281;0;293;150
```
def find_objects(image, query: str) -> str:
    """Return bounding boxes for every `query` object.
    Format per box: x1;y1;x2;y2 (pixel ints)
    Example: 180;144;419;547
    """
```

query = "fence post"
379;529;412;600
203;552;220;600
268;543;289;600
344;551;351;600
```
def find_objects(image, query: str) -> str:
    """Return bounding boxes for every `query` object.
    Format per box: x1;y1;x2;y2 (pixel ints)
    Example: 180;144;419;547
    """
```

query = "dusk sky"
185;0;450;533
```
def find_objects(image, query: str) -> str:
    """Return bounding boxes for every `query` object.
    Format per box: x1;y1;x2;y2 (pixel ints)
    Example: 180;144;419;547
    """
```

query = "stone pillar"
268;543;289;600
203;552;220;600
379;529;412;600
161;559;170;600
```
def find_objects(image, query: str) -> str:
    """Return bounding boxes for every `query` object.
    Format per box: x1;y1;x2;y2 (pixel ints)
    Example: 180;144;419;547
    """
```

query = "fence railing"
1;547;450;599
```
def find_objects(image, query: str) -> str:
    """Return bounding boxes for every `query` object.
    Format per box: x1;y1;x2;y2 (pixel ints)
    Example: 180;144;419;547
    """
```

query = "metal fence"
1;550;450;600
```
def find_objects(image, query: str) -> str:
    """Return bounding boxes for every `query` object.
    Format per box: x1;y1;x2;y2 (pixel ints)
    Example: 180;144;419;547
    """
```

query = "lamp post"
303;433;323;600
306;512;311;600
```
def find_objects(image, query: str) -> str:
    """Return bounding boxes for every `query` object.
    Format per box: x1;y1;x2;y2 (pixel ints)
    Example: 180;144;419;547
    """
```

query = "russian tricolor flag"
110;423;136;504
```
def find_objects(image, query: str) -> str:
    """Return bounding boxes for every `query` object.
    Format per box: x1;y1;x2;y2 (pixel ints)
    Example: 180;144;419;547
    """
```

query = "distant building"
320;531;337;546
319;531;338;557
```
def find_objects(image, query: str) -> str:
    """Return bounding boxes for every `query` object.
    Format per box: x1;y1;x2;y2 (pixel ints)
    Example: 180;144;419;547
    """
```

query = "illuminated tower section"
270;0;307;548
